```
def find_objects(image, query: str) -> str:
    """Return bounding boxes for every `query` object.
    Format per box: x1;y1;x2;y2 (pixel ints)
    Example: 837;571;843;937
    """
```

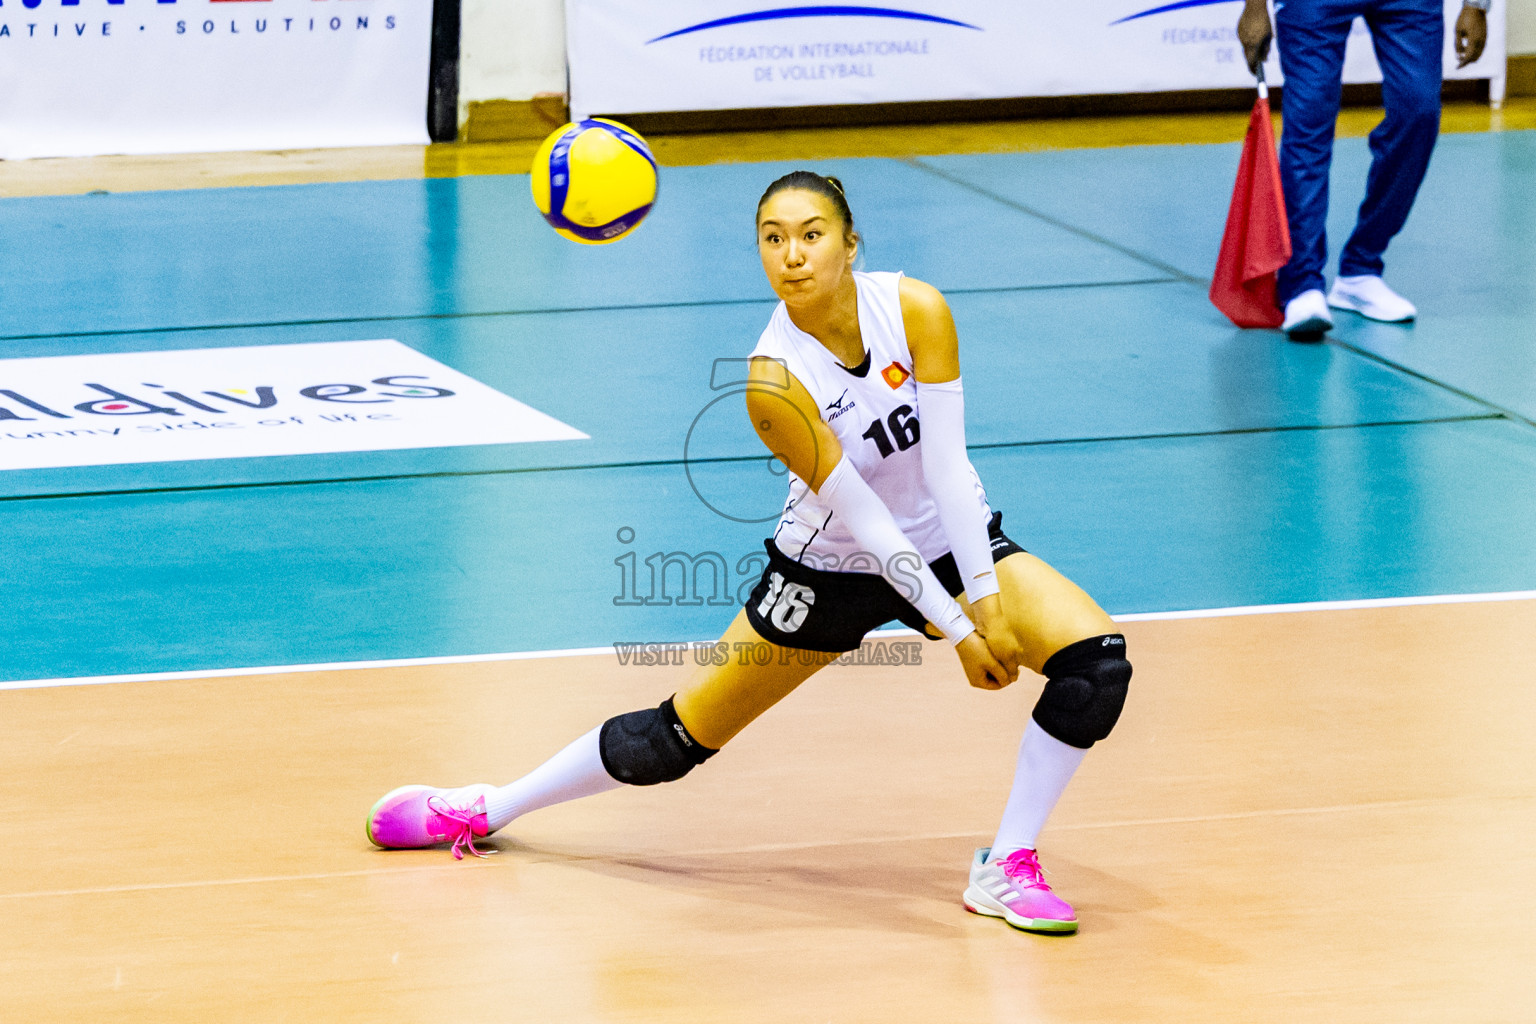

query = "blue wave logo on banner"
1111;0;1238;26
647;5;982;44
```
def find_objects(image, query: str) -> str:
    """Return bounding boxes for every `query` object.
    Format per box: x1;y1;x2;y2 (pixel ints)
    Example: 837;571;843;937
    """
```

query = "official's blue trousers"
1274;0;1444;304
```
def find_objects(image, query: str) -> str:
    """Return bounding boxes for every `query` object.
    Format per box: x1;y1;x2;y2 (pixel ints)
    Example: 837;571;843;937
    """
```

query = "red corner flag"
1210;80;1291;328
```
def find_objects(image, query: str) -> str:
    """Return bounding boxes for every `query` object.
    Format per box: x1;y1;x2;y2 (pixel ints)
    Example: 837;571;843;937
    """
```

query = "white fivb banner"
0;0;431;160
565;1;1506;117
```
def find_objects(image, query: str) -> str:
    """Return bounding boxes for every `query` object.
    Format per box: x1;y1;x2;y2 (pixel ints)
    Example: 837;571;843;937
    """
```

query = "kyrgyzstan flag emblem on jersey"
881;362;910;389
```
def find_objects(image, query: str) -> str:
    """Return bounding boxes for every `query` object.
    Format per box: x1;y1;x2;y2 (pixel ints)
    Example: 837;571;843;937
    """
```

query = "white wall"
1511;0;1536;53
459;0;566;112
455;0;1535;114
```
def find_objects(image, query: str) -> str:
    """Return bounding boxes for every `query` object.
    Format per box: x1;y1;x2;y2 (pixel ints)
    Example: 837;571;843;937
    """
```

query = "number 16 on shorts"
756;571;815;633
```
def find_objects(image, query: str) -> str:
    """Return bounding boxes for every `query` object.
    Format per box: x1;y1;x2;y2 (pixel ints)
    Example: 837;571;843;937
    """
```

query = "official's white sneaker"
1282;289;1333;342
1327;275;1417;322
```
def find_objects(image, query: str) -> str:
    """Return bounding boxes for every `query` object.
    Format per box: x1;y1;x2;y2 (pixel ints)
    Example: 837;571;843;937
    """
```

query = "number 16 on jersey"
863;404;920;458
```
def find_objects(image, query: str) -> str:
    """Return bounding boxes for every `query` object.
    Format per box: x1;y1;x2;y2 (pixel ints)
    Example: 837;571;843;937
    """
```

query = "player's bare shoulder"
897;276;960;380
897;276;951;321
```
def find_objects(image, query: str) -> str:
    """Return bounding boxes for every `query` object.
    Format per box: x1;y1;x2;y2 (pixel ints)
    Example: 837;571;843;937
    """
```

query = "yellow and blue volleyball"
530;118;658;245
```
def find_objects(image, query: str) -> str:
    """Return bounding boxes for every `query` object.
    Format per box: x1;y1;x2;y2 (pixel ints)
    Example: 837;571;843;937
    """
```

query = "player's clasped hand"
972;594;1024;683
956;631;1012;690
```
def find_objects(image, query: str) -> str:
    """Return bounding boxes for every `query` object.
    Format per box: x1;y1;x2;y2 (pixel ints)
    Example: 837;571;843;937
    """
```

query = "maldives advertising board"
0;341;587;471
565;1;1507;117
0;0;430;159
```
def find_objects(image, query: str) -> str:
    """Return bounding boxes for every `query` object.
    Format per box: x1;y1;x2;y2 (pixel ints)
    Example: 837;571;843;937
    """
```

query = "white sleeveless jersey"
749;270;991;569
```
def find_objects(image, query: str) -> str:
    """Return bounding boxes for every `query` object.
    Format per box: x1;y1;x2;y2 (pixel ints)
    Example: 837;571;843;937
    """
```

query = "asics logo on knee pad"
1032;634;1132;750
599;697;717;786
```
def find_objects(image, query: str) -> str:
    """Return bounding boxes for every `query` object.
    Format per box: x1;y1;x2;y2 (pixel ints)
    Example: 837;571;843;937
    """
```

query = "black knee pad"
1031;634;1132;749
599;697;718;786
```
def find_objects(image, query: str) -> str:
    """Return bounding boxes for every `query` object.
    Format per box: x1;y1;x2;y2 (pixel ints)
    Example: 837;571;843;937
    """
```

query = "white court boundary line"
4;589;1534;693
1110;588;1536;621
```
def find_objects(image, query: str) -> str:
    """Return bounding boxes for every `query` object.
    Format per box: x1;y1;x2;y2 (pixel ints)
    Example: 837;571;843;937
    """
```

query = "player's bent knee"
599;697;719;786
1031;634;1131;749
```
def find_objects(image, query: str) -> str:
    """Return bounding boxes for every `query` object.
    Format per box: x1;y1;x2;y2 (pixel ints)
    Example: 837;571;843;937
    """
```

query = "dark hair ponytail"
756;170;858;246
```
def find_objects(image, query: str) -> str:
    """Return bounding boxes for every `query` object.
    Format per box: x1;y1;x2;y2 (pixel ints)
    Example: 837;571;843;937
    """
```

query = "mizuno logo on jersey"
881;362;910;389
825;389;857;422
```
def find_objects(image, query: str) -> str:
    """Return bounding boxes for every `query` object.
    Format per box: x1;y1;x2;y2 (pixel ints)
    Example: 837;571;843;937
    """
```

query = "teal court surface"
1;131;1534;681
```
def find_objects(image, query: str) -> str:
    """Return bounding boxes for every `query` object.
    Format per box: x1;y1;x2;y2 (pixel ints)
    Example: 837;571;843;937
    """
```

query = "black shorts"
743;511;1025;653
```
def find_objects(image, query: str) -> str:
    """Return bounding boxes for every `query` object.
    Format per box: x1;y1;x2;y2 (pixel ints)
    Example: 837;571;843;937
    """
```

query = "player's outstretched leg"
365;725;623;859
958;552;1129;934
366;612;833;857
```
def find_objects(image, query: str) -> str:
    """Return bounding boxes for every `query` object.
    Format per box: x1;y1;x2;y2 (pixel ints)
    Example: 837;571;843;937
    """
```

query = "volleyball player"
365;171;1132;934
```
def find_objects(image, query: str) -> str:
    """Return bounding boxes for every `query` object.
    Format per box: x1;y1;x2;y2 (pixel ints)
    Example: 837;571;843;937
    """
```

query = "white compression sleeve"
990;718;1087;854
914;377;1000;604
816;456;974;644
477;727;621;833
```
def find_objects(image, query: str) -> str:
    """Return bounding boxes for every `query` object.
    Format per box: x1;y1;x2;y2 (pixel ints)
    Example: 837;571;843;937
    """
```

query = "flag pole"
1209;59;1291;328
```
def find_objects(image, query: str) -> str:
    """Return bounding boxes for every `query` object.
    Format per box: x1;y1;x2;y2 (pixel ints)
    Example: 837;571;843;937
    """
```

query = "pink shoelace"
997;848;1051;890
425;794;494;860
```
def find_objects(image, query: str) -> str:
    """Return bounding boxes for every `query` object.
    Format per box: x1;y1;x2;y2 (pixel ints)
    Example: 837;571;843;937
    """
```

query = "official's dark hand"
1455;6;1487;68
1238;0;1274;76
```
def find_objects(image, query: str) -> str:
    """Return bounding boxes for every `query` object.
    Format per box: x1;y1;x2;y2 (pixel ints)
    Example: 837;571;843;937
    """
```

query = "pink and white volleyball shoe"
365;785;494;860
963;847;1078;934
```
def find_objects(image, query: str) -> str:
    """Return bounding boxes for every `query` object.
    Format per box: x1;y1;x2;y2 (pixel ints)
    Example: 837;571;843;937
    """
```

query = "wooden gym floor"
4;599;1534;1021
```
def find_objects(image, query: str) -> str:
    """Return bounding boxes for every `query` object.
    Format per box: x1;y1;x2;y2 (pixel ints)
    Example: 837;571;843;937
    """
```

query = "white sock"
989;718;1087;858
471;727;622;833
